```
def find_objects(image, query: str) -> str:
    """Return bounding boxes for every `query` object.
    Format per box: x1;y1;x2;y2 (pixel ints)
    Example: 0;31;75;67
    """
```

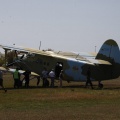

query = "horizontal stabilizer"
0;67;40;77
0;67;7;71
9;68;40;76
89;59;112;65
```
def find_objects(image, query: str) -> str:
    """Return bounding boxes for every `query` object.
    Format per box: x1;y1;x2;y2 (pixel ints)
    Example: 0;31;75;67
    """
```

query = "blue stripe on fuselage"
65;59;87;81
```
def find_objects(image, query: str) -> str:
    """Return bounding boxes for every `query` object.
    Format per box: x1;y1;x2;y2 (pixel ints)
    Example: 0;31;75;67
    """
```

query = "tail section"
96;39;120;64
96;39;120;79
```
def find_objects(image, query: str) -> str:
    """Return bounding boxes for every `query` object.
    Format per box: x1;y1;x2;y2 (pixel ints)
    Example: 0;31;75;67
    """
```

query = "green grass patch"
0;74;120;120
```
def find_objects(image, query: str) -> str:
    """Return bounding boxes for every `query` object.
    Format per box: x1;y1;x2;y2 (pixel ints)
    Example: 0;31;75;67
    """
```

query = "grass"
0;73;120;120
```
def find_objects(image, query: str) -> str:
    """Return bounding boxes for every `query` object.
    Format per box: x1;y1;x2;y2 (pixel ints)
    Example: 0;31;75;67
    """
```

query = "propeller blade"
7;62;16;67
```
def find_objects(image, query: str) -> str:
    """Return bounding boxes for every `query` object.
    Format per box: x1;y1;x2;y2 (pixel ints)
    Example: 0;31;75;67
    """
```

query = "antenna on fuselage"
39;41;41;50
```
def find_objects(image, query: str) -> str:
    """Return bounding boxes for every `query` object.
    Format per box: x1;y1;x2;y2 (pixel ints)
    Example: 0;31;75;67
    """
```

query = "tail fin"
96;39;120;64
96;39;120;79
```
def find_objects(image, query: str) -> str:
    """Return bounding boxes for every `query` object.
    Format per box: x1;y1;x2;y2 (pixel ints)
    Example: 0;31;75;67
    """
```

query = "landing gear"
98;81;103;89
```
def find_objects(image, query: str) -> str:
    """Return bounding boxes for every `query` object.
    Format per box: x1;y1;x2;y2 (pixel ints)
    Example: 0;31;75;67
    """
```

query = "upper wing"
0;44;28;53
0;44;96;59
0;44;111;66
55;51;96;61
0;44;53;56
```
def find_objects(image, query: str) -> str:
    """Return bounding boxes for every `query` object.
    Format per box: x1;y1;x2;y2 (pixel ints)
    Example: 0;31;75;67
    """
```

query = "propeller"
7;62;15;67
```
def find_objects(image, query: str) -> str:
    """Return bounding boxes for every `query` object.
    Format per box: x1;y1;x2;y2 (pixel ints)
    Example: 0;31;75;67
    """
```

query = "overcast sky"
0;0;120;53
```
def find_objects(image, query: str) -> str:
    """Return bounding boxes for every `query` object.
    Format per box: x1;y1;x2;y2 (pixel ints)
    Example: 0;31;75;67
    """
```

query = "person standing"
85;67;93;89
42;68;48;87
49;69;55;88
59;70;64;88
0;70;7;92
23;70;31;88
13;68;20;88
37;76;40;86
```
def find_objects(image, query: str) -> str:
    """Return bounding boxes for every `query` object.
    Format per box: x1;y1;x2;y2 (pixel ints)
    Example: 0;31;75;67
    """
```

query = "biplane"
0;39;120;87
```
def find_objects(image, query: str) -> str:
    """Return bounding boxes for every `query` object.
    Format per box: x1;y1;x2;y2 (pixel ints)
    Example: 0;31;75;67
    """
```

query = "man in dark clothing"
59;70;64;87
37;76;40;86
85;67;93;89
42;68;48;87
23;70;31;88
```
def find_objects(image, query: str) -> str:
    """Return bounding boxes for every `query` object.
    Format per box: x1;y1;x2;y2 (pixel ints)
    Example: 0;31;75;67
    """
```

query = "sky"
0;0;120;53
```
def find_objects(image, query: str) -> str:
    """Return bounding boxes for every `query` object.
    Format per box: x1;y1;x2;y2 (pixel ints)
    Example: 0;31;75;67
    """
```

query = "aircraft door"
55;62;63;78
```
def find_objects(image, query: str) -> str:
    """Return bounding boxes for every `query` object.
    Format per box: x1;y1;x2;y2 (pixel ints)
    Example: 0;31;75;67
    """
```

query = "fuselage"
16;52;119;82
